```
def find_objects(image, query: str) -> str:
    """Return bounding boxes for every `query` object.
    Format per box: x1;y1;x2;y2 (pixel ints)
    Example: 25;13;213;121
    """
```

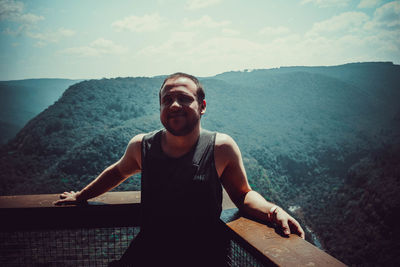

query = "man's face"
160;77;206;136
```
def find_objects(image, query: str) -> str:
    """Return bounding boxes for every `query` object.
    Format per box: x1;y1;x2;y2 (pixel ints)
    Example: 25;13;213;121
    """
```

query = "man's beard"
163;113;199;136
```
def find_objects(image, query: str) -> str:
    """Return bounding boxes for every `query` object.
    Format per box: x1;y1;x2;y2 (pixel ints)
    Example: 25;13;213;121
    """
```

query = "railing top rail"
227;216;346;267
0;191;141;209
0;191;346;266
0;190;236;209
0;191;142;229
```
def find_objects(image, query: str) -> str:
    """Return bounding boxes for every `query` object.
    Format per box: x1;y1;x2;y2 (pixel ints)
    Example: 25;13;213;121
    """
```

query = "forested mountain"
1;62;399;266
0;79;81;144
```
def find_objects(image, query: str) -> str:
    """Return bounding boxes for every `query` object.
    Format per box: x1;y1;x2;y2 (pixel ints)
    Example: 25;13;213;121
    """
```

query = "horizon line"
1;61;396;82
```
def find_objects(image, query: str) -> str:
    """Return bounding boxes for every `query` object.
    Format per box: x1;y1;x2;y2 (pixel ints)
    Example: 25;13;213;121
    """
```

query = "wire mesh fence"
227;239;265;267
1;226;267;267
0;227;138;267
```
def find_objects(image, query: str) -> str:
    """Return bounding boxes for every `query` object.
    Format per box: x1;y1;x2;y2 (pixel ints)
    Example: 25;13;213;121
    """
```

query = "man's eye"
179;96;192;103
162;97;172;104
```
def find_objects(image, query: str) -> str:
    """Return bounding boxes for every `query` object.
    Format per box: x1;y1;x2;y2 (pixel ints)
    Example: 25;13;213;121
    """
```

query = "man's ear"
200;99;206;115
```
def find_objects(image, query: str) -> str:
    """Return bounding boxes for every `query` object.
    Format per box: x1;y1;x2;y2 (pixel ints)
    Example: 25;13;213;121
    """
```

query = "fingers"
60;191;70;199
275;209;305;239
54;191;77;205
274;208;290;236
59;191;76;199
53;197;77;205
53;198;67;205
281;219;291;236
289;219;305;239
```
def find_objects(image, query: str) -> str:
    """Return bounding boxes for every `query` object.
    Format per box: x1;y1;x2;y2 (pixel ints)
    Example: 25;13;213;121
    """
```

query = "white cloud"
0;0;23;20
138;31;196;56
257;31;393;69
372;1;400;28
136;34;269;76
357;0;382;9
0;0;44;37
16;12;43;24
221;28;240;36
34;40;47;47
58;27;75;37
62;38;128;57
112;13;164;32
185;0;221;10
301;0;350;8
138;32;263;66
280;8;399;67
0;0;43;23
0;0;75;46
133;3;399;77
183;15;230;28
25;27;75;43
189;37;263;59
259;26;290;36
307;12;369;36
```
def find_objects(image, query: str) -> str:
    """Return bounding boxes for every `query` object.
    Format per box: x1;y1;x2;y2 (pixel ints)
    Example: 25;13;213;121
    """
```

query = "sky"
0;0;399;80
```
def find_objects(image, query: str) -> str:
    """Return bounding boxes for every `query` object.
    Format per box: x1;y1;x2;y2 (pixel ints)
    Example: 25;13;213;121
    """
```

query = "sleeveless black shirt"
138;129;227;266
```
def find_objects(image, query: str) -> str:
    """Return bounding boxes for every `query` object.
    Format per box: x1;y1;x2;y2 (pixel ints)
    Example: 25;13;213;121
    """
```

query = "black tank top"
139;129;227;266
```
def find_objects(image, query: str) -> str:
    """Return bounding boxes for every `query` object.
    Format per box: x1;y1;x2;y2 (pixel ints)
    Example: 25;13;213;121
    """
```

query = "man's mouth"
168;112;186;119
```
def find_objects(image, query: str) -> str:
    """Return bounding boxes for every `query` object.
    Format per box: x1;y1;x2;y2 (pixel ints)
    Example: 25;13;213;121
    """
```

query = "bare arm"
54;134;144;205
215;133;305;239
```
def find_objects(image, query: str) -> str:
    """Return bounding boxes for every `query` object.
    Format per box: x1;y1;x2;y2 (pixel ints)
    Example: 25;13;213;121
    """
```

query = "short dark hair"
159;72;205;104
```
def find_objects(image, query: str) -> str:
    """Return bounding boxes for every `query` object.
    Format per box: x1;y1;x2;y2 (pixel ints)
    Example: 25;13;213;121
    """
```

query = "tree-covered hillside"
1;62;399;266
0;78;81;144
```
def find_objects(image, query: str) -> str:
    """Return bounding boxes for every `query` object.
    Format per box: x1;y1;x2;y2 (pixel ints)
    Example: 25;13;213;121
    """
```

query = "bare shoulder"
126;133;147;157
215;132;240;155
214;133;242;177
121;133;146;171
128;133;146;147
215;132;233;145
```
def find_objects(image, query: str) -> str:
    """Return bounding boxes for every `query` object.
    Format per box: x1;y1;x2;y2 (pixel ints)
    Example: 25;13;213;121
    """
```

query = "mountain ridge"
0;78;82;144
0;62;399;266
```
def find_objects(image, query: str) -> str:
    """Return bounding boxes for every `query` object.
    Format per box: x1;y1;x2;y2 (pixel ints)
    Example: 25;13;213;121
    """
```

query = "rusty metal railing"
0;191;345;266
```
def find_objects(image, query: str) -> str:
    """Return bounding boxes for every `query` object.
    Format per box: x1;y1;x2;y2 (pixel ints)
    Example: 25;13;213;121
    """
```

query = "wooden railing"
0;191;346;266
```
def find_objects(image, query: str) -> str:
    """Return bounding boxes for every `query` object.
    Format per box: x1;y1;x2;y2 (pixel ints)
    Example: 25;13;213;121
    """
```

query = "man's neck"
162;126;201;158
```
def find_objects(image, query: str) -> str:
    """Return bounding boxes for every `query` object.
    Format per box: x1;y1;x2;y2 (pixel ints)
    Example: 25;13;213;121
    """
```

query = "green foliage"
1;63;400;266
314;145;400;266
0;79;81;144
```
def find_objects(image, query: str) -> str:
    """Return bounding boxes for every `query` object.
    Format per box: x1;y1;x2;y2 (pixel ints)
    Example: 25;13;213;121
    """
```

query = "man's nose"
170;99;181;109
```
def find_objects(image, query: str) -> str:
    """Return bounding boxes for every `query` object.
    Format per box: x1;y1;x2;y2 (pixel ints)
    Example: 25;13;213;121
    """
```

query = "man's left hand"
271;207;305;239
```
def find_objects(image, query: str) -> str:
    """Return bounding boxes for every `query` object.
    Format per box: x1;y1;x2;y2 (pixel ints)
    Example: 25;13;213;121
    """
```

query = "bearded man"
55;72;304;266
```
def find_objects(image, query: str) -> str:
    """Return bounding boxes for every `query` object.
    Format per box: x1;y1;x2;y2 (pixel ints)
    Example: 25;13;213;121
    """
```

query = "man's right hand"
54;191;84;205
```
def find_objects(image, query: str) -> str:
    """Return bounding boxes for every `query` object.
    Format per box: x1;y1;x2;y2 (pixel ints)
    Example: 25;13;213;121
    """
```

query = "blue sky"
0;0;399;80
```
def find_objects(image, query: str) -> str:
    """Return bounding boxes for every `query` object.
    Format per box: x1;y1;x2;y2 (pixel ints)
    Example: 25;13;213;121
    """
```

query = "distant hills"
0;78;82;144
0;62;399;266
